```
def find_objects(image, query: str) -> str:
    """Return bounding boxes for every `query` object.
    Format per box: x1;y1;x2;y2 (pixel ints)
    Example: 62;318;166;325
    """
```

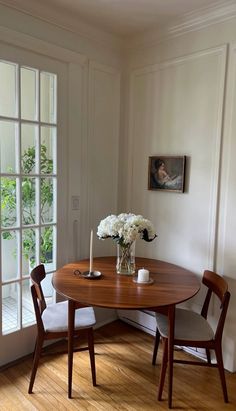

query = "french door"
0;42;68;366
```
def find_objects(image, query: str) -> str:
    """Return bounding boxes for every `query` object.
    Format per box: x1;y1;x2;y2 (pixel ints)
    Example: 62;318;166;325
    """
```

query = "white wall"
87;61;120;258
0;4;121;343
126;46;226;272
1;2;236;373
123;17;236;372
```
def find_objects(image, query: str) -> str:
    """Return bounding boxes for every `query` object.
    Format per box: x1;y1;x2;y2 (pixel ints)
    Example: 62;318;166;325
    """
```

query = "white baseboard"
94;317;118;330
117;309;157;336
117;309;208;361
94;308;118;330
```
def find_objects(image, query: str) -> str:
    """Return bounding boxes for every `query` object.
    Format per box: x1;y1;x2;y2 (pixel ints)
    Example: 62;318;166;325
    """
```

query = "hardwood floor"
0;320;236;410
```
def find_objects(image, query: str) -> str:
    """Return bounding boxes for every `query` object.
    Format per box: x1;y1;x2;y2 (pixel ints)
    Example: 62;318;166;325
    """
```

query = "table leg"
68;299;75;398
168;305;175;409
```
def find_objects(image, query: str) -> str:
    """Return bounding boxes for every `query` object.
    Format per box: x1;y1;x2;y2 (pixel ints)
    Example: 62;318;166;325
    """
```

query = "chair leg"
68;299;76;398
157;337;168;401
88;328;96;386
152;328;160;365
215;344;229;403
206;348;211;364
28;335;44;394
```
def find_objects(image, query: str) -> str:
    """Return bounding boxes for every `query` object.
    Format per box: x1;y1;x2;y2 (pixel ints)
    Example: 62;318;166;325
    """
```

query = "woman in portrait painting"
151;159;183;190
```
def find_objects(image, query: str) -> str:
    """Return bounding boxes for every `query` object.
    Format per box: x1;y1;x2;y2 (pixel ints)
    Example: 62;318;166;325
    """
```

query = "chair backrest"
201;270;230;341
30;264;47;332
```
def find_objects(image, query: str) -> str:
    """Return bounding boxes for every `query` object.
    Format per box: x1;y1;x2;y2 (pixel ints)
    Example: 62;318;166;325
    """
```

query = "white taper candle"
89;229;93;273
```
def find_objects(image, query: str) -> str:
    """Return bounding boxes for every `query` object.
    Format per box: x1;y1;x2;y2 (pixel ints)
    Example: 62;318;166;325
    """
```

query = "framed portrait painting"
148;156;186;192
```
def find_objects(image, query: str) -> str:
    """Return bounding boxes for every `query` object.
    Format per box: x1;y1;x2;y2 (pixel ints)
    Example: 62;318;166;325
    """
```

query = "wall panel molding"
87;60;120;257
127;45;227;272
216;41;236;276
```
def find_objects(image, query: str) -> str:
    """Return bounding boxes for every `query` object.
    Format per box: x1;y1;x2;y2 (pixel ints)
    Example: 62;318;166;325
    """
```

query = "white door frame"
0;26;88;366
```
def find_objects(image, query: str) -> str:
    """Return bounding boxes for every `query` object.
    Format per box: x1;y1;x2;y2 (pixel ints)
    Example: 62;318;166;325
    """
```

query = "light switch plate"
72;196;79;210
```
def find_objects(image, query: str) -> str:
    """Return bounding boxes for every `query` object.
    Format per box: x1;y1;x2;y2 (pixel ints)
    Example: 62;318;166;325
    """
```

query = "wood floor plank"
1;320;236;410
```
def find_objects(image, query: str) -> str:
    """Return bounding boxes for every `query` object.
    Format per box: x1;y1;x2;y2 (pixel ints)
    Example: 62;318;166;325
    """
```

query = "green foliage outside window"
1;145;54;267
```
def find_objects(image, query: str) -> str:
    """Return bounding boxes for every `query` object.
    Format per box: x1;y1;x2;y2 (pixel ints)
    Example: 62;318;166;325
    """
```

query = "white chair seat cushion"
42;301;96;332
155;308;214;341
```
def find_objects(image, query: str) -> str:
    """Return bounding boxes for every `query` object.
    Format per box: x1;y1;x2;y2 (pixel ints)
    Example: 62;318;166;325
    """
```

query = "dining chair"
152;269;230;406
28;264;96;394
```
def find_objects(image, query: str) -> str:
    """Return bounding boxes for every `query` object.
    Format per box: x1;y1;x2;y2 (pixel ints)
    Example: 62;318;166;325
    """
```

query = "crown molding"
168;0;236;36
0;0;235;52
0;0;123;52
126;0;236;50
0;25;89;65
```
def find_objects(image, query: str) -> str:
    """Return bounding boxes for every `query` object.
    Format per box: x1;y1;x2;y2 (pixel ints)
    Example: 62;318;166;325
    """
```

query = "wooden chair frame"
28;264;96;394
152;270;231;408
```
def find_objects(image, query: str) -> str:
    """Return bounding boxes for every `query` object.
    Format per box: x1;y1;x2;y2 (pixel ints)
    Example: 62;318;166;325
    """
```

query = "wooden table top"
52;256;200;309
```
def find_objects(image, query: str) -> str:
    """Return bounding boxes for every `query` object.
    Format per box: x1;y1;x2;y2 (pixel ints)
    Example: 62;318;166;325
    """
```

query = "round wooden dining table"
53;256;200;408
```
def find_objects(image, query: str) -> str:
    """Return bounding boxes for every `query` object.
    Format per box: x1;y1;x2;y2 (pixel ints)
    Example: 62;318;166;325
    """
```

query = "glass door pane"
0;120;18;173
21;123;38;174
0;61;17;118
2;283;19;334
40;72;57;124
0;58;57;335
21;67;38;121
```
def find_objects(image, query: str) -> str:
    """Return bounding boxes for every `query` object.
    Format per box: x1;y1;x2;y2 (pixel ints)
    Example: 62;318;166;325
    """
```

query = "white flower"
97;213;157;246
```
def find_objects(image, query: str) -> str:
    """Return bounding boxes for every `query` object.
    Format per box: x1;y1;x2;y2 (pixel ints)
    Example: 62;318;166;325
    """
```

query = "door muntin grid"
0;60;57;335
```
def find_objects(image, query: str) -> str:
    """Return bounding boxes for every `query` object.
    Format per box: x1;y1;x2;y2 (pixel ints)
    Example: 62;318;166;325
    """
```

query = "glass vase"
116;242;135;275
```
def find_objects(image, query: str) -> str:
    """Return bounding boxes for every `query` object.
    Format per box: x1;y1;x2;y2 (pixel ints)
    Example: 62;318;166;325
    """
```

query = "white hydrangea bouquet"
97;213;157;274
